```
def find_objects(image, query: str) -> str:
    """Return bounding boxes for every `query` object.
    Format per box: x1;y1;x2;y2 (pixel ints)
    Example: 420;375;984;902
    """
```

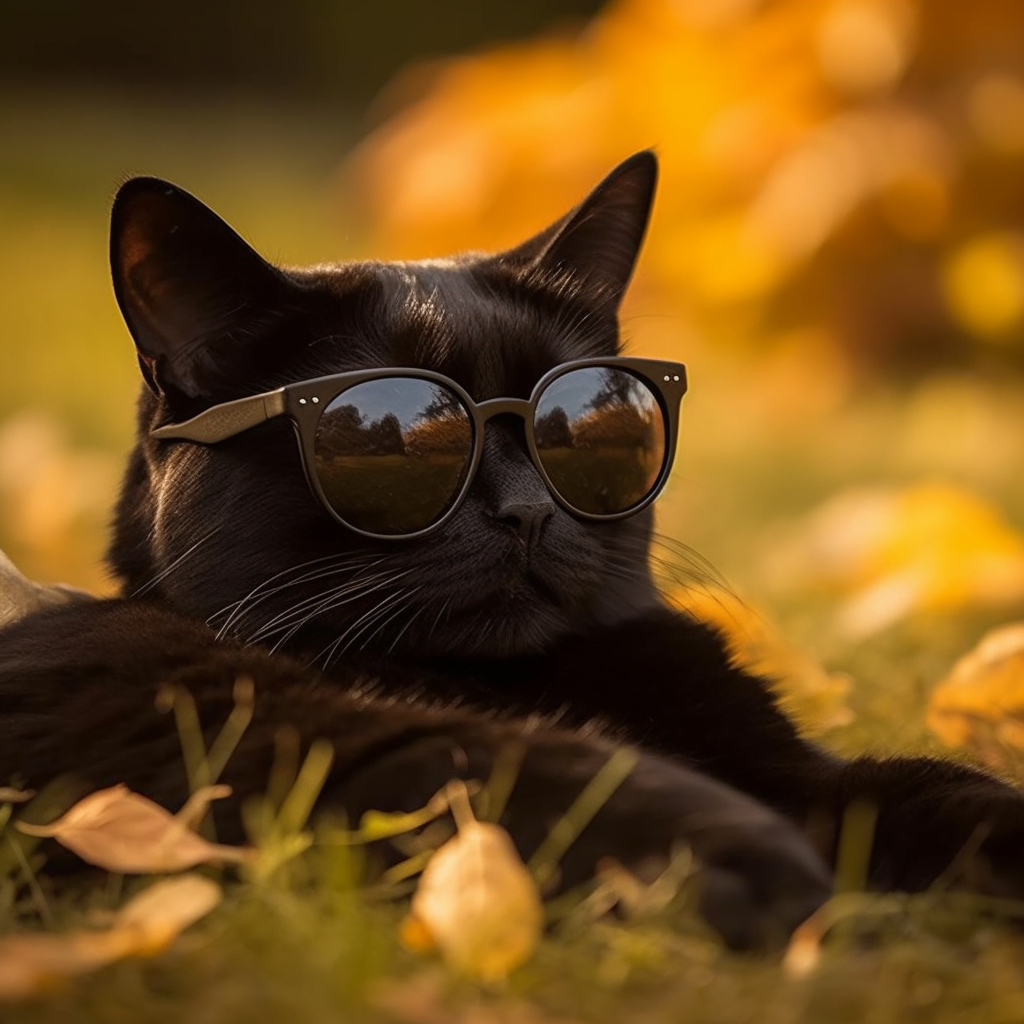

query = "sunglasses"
152;357;688;540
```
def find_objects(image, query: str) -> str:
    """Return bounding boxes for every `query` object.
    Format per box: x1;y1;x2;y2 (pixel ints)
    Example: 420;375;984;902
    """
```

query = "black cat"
2;152;1023;952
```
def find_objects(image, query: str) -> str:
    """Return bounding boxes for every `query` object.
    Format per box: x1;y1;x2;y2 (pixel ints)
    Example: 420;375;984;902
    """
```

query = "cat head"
108;152;664;661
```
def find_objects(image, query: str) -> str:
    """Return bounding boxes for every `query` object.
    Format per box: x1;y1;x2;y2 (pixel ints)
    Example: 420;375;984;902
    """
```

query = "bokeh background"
3;0;1024;751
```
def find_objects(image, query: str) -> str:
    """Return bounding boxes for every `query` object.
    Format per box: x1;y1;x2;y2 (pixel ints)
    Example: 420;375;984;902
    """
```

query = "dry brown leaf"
0;929;130;1002
16;783;251;873
782;910;826;979
113;874;223;953
668;585;852;734
927;623;1024;767
0;875;221;1002
0;787;35;803
404;789;543;981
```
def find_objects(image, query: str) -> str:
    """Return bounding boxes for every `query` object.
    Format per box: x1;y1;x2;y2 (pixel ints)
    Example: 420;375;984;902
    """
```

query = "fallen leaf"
0;875;221;1002
0;929;129;1002
927;623;1024;767
404;786;542;981
777;484;1024;637
16;783;251;873
398;912;436;953
113;874;223;954
0;787;35;803
782;911;825;979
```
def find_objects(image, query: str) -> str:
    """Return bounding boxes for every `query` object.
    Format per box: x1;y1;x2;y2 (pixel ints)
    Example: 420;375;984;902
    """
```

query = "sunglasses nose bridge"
475;397;532;424
474;398;536;465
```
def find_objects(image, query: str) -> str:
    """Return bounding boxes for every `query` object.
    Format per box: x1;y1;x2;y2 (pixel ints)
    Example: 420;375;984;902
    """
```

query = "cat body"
2;152;1024;950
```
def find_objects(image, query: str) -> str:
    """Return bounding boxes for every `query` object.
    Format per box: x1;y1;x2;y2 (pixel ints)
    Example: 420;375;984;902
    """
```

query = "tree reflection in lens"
314;378;472;534
534;368;665;514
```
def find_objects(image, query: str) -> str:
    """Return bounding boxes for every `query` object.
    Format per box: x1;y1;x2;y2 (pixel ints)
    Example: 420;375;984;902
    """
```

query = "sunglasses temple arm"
150;388;287;443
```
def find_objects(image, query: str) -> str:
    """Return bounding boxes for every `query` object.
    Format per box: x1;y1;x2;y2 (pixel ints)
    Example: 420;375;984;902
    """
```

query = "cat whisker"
356;588;425;656
644;555;725;596
213;552;383;640
132;527;221;598
316;585;422;668
211;551;381;629
235;559;395;643
245;575;387;647
648;533;732;591
387;601;428;654
253;571;400;650
208;552;357;631
343;587;421;656
427;596;454;639
263;569;417;655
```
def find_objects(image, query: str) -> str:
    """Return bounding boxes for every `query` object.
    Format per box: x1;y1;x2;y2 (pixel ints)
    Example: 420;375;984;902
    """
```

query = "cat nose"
495;501;555;548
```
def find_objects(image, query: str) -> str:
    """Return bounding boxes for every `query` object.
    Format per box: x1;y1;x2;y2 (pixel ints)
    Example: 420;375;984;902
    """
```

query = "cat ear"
501;150;658;308
110;177;288;400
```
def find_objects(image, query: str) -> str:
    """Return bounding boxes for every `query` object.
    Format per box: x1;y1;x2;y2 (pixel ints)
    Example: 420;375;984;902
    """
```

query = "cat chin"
400;598;576;659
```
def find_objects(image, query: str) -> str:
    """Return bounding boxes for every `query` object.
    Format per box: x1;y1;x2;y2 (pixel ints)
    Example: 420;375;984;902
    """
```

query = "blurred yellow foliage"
0;413;118;593
666;585;852;734
348;0;1024;370
927;623;1024;767
775;483;1024;636
942;233;1024;342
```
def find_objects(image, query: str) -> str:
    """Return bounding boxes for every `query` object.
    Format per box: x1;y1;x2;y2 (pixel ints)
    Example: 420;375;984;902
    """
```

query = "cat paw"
692;823;831;951
959;805;1024;904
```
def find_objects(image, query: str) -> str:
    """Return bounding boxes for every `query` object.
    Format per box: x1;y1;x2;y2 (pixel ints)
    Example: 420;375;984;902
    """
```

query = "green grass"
5;846;1024;1023
3;87;1024;1022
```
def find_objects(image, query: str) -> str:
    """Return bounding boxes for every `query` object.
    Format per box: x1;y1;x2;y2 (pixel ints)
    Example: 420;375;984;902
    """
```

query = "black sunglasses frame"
151;356;688;540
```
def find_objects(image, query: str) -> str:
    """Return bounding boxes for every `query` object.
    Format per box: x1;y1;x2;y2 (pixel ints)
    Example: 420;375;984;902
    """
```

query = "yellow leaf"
782;910;825;979
927;623;1024;767
113;875;223;955
398;912;436;954
16;783;251;873
782;484;1024;637
0;875;221;1002
405;788;542;981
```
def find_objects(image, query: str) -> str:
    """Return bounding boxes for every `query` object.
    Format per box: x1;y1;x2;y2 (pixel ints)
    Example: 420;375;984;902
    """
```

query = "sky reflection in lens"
314;378;471;534
534;367;665;515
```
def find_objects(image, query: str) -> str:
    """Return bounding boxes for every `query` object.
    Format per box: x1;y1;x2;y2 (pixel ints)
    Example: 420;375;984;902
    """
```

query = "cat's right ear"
496;151;658;310
110;178;288;400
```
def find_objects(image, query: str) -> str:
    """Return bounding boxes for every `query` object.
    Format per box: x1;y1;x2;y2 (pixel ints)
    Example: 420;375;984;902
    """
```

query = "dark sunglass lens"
314;378;472;535
534;367;666;515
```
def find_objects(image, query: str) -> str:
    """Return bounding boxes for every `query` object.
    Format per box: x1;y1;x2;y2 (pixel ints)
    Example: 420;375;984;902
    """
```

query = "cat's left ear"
110;177;290;401
499;150;657;309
